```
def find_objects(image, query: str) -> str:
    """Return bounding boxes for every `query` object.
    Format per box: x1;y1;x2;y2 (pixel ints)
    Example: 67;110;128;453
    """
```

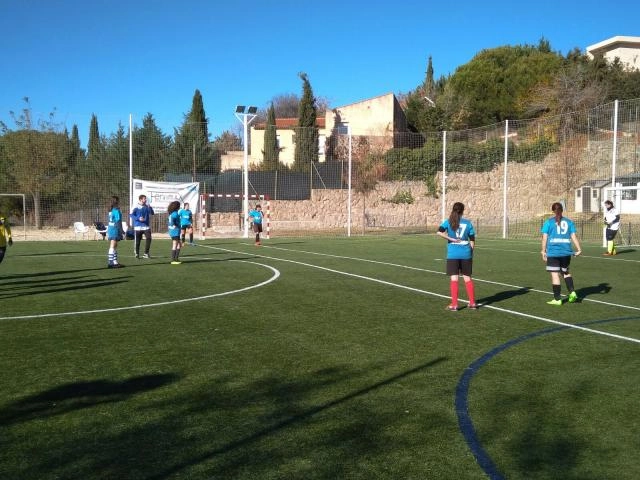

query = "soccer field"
1;235;638;479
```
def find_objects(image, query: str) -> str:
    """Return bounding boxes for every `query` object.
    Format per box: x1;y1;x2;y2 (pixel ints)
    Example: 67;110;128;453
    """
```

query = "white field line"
200;244;640;346
0;261;280;321
263;245;640;311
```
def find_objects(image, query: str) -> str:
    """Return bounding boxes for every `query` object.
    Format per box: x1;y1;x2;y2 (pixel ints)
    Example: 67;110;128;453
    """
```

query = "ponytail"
551;202;563;225
449;202;465;231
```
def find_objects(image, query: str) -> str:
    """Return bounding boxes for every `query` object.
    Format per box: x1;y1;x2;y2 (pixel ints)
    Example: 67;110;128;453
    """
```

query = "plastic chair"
73;222;90;240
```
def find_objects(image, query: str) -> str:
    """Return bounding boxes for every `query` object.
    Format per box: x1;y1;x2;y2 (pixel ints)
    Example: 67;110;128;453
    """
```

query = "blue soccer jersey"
168;211;181;238
439;218;475;260
178;208;192;227
541;216;576;257
107;207;122;240
248;209;263;225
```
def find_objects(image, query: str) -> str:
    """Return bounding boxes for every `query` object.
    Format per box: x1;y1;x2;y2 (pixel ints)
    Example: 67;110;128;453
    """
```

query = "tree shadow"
1;373;180;425
1;360;449;479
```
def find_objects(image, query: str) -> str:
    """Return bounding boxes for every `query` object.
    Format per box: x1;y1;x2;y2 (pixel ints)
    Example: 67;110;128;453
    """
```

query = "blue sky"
1;0;638;146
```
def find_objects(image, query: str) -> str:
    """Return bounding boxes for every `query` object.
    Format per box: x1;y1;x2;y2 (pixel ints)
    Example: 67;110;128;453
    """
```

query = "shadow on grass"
575;282;611;300
0;276;131;299
1;373;180;425
1;359;448;479
480;380;599;480
610;248;636;255
477;287;531;306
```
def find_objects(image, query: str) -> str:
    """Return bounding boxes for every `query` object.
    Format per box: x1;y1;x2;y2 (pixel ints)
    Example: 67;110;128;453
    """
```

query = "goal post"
199;194;270;240
602;186;640;247
0;193;27;240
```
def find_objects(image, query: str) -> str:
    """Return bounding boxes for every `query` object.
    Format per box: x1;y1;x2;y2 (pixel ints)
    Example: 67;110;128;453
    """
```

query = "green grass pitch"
1;235;638;479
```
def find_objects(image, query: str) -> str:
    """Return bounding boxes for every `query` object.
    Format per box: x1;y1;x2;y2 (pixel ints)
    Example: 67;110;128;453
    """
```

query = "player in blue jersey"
247;204;264;246
130;194;154;259
179;202;194;246
167;200;182;264
106;196;125;268
437;202;478;311
540;202;582;305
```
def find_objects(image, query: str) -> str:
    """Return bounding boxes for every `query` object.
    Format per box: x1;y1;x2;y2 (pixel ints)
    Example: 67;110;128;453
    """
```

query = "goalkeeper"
247;204;264;246
602;200;620;256
0;213;13;265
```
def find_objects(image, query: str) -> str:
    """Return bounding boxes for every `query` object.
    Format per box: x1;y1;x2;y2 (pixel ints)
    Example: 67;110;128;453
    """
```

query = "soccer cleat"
546;298;562;306
568;291;578;303
171;261;182;265
468;303;479;310
255;242;262;246
108;263;124;269
602;252;612;256
446;305;458;311
143;253;151;259
135;254;139;259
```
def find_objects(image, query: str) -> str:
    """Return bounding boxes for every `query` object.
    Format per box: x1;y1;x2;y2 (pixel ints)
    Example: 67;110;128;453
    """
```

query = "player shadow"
0;276;130;299
575;282;611;300
0;267;128;281
476;287;531;306
174;256;260;265
609;248;635;255
1;373;180;425
11;251;89;257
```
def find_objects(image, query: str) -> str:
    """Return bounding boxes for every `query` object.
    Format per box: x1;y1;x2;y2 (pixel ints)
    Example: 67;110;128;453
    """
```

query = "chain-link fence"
1;99;639;243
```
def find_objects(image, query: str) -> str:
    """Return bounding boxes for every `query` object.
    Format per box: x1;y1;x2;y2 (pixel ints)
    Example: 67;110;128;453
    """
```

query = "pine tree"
293;72;318;172
262;103;279;170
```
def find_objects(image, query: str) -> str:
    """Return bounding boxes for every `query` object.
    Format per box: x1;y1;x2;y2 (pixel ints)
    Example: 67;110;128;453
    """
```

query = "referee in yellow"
0;213;13;265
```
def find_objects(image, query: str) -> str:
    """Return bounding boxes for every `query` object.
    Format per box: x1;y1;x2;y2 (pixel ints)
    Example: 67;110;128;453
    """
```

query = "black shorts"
252;223;263;233
181;224;193;231
446;258;472;276
606;228;618;241
546;256;571;274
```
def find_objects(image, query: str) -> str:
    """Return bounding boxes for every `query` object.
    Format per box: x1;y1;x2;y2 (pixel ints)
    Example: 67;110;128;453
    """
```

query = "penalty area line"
0;261;279;321
204;244;640;346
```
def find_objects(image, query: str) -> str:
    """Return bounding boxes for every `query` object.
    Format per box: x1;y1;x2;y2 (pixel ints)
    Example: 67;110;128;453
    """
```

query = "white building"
586;36;640;71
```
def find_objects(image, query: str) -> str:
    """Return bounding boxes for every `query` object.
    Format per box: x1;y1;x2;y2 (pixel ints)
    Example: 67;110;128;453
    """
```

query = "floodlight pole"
235;106;258;238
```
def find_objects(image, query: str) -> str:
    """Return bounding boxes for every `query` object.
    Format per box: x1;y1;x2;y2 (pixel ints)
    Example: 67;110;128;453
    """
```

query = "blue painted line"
455;316;639;479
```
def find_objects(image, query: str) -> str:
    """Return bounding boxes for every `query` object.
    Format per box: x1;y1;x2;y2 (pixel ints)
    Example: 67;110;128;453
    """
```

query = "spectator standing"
130;194;154;259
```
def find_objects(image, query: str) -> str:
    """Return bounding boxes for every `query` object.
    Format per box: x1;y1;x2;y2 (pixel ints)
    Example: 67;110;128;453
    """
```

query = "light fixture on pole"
234;105;258;238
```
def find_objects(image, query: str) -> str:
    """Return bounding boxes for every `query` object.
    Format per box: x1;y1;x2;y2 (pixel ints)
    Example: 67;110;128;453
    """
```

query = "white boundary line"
199;244;640;346
0;261;280;321
264;245;640;311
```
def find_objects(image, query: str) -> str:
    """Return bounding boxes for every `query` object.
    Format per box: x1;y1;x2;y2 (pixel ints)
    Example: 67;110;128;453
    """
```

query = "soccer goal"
199;194;270;240
0;193;27;240
602;186;640;247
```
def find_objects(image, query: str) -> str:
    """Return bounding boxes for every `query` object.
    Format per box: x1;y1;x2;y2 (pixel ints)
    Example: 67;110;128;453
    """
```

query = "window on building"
621;182;638;200
334;122;349;135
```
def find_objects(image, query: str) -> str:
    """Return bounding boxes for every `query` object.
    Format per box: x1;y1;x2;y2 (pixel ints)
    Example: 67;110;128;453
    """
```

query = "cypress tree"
262;103;279;170
293;72;318;171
